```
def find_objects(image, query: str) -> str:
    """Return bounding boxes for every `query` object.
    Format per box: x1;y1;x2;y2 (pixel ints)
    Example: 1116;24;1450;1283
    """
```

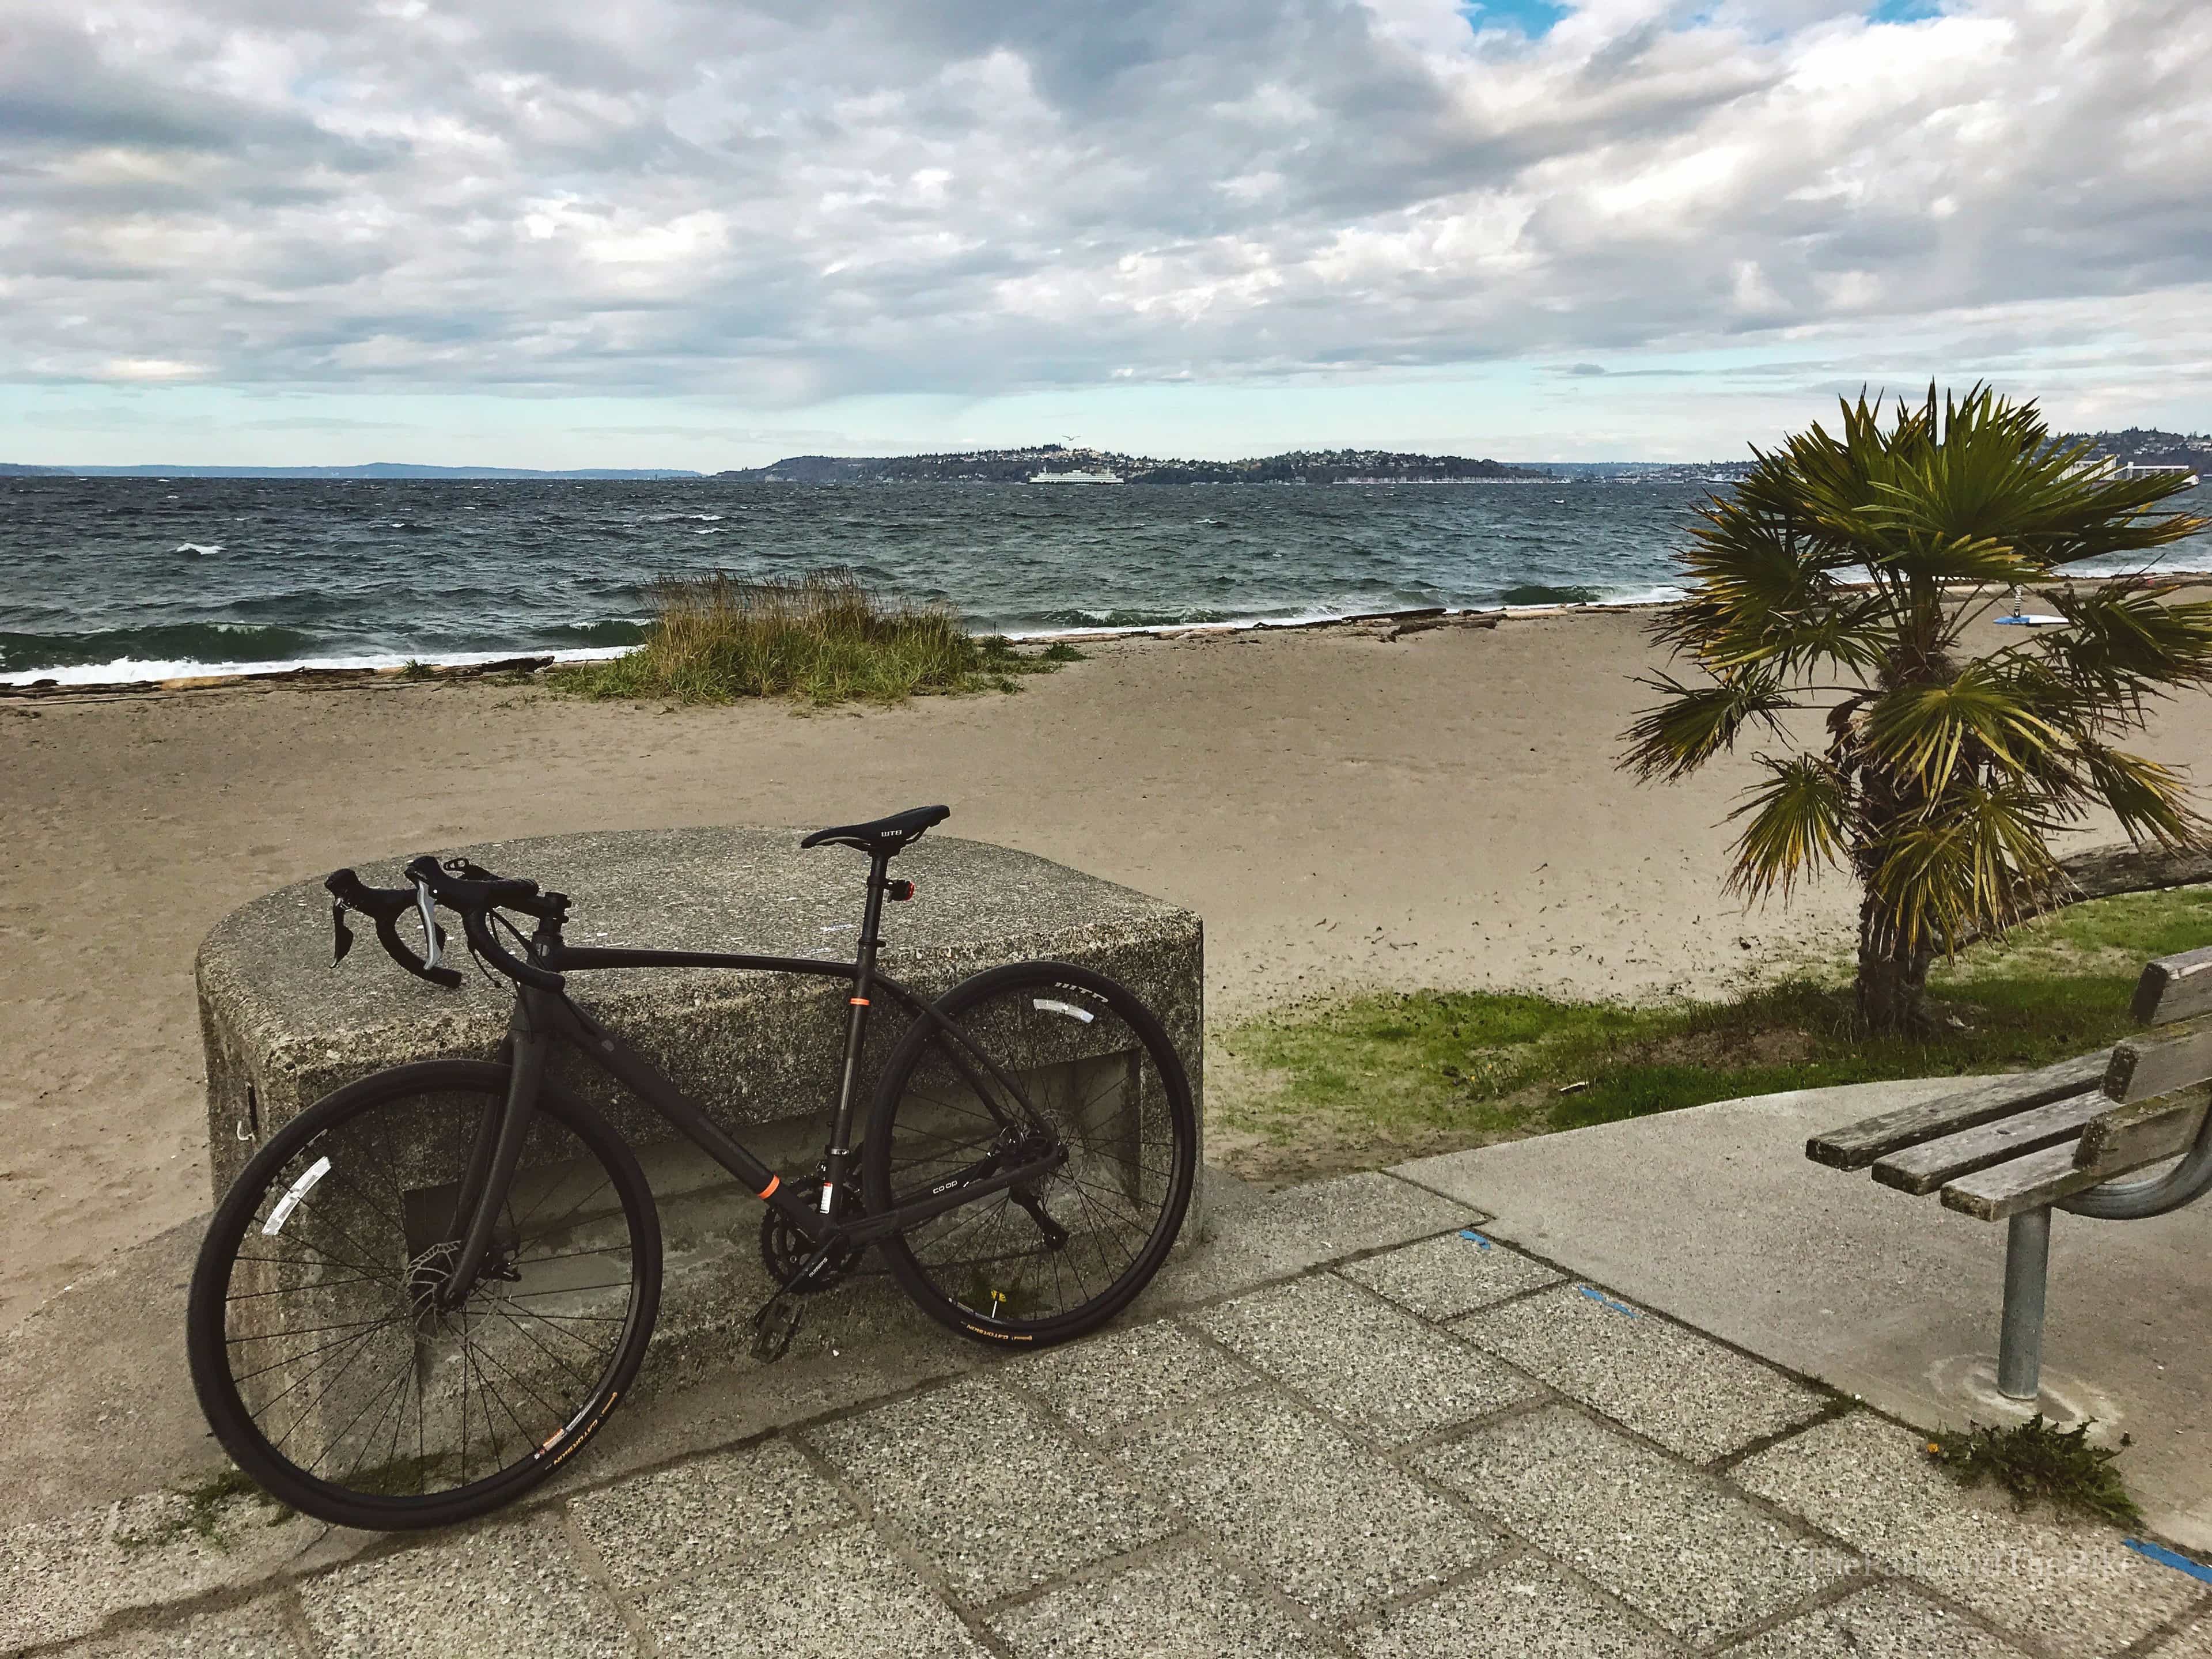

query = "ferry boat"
1028;469;1123;484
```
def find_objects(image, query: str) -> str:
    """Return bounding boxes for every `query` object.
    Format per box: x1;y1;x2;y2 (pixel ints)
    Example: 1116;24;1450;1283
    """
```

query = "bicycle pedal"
749;1295;805;1363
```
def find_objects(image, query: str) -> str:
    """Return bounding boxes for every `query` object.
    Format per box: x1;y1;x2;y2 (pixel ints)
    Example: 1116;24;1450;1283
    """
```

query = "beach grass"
549;571;1078;706
1218;882;2212;1184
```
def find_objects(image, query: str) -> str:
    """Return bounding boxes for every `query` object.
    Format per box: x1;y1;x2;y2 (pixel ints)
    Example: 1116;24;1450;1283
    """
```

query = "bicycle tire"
861;960;1197;1347
187;1060;661;1530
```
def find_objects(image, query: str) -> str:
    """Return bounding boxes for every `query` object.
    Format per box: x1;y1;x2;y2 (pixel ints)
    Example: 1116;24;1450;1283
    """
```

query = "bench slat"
2103;1012;2212;1105
1806;1052;2107;1171
2131;945;2212;1027
1870;1093;2113;1195
1939;1089;2210;1220
2076;1084;2211;1169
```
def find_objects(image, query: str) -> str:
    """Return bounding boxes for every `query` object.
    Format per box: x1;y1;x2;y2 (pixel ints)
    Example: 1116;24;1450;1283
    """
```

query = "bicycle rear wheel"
861;961;1197;1346
187;1060;661;1530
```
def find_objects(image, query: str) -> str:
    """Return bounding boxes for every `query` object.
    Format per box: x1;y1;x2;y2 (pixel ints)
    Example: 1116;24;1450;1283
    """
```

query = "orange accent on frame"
850;996;870;1006
757;1174;781;1200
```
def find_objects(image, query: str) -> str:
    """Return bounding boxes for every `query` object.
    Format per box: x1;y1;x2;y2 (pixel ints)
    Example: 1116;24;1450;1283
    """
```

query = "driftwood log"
1942;843;2212;950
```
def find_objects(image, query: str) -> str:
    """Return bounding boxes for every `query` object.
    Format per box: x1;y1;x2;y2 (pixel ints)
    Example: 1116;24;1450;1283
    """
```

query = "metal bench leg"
1998;1206;2051;1401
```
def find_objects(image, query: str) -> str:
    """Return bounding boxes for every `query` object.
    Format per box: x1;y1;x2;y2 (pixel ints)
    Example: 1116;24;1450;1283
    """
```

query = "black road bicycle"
186;805;1198;1530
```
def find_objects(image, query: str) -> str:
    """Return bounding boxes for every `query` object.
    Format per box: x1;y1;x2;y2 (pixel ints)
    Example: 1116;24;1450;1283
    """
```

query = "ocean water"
3;475;2205;685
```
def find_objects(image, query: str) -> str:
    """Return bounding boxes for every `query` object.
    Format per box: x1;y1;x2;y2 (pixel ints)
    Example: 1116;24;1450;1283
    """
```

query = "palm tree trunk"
1855;889;1933;1034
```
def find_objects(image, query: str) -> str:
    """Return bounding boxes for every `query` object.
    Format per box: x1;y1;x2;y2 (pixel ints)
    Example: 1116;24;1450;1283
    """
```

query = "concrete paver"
1349;1554;1681;1659
635;1525;986;1659
10;1134;2207;1659
991;1557;1340;1658
1007;1319;1255;1439
1196;1274;1537;1444
1395;1080;2212;1550
0;1488;319;1652
1339;1229;1564;1320
1140;1389;1505;1621
2152;1612;2212;1658
1417;1405;1858;1647
1453;1282;1829;1461
1730;1581;2035;1659
300;1514;632;1659
1144;1173;1474;1304
805;1378;1175;1604
1732;1412;2206;1656
569;1437;851;1590
50;1600;308;1659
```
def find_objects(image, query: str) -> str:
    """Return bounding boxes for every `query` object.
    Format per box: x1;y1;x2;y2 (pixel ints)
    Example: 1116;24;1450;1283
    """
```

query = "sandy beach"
6;601;2210;1329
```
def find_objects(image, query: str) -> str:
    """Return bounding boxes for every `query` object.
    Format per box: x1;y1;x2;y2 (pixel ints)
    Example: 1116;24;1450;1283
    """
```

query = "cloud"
1;0;2207;416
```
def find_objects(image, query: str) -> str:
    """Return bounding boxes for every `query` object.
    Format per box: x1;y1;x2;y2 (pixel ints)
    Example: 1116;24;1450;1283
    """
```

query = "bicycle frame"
431;849;1065;1307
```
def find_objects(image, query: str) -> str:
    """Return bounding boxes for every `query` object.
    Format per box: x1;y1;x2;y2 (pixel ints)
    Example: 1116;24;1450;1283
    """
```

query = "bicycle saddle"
799;804;950;858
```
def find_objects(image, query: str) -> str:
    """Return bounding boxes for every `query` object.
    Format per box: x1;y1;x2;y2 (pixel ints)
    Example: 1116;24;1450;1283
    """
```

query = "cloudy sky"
3;0;2206;465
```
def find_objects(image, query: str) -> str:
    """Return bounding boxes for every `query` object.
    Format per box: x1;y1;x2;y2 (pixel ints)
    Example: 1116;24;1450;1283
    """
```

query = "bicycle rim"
187;1061;660;1529
862;962;1196;1344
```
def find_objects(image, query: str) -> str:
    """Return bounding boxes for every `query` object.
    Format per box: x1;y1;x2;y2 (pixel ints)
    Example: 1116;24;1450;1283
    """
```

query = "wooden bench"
1808;944;2212;1400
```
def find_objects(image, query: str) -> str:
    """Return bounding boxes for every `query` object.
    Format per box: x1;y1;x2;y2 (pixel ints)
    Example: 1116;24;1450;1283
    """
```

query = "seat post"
819;851;894;1218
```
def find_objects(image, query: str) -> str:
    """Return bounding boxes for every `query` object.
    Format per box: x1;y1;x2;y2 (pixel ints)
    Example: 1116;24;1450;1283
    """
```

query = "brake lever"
414;878;445;972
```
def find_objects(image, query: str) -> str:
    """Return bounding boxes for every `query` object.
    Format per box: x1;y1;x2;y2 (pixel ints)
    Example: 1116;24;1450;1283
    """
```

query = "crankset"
758;1177;865;1293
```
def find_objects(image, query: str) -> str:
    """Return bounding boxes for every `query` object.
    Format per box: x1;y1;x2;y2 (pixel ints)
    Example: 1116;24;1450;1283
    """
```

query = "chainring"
758;1178;864;1293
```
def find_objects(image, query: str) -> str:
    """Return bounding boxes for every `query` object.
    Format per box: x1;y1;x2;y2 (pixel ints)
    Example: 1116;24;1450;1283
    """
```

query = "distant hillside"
3;463;703;480
2059;428;2212;469
717;444;1550;484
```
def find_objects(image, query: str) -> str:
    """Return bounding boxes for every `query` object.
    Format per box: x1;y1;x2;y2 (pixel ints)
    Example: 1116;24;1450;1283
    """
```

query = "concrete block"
1196;1274;1536;1444
804;1377;1175;1604
1135;1389;1505;1620
1339;1229;1564;1320
990;1558;1340;1658
1732;1412;2205;1654
569;1437;851;1590
1453;1283;1828;1461
1416;1405;1857;1646
197;827;1203;1204
635;1526;984;1659
1730;1580;2034;1659
300;1514;633;1658
1349;1554;1680;1659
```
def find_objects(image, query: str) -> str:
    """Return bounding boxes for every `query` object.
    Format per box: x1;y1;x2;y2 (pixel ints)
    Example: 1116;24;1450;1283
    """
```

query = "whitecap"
174;542;224;555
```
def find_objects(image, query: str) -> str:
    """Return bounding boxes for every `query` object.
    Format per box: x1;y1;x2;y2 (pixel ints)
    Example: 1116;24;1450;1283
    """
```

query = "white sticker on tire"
262;1156;332;1236
1032;998;1094;1024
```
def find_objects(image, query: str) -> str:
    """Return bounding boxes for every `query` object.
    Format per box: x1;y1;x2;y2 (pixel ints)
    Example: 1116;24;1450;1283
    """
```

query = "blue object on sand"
2124;1538;2212;1584
1577;1285;1638;1317
1459;1228;1493;1250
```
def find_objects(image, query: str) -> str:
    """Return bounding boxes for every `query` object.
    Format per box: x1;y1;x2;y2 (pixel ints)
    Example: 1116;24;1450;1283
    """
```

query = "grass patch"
1927;1417;2141;1527
550;571;1077;706
1218;883;2212;1184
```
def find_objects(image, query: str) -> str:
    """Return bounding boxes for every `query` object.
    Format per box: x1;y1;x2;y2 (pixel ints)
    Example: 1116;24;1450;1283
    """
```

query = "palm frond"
2075;743;2210;851
1870;782;2066;953
1861;661;2067;791
2036;582;2212;715
1724;754;1853;902
1620;671;1796;781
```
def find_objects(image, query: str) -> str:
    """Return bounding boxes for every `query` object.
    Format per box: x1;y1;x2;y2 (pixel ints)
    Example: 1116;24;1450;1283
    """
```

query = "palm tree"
1623;387;2212;1033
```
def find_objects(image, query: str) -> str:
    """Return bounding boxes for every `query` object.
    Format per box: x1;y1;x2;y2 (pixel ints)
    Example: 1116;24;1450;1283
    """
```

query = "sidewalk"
4;1109;2210;1657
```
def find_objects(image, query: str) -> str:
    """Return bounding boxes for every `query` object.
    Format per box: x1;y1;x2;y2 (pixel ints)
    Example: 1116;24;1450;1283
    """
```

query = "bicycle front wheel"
862;961;1198;1346
187;1060;661;1530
